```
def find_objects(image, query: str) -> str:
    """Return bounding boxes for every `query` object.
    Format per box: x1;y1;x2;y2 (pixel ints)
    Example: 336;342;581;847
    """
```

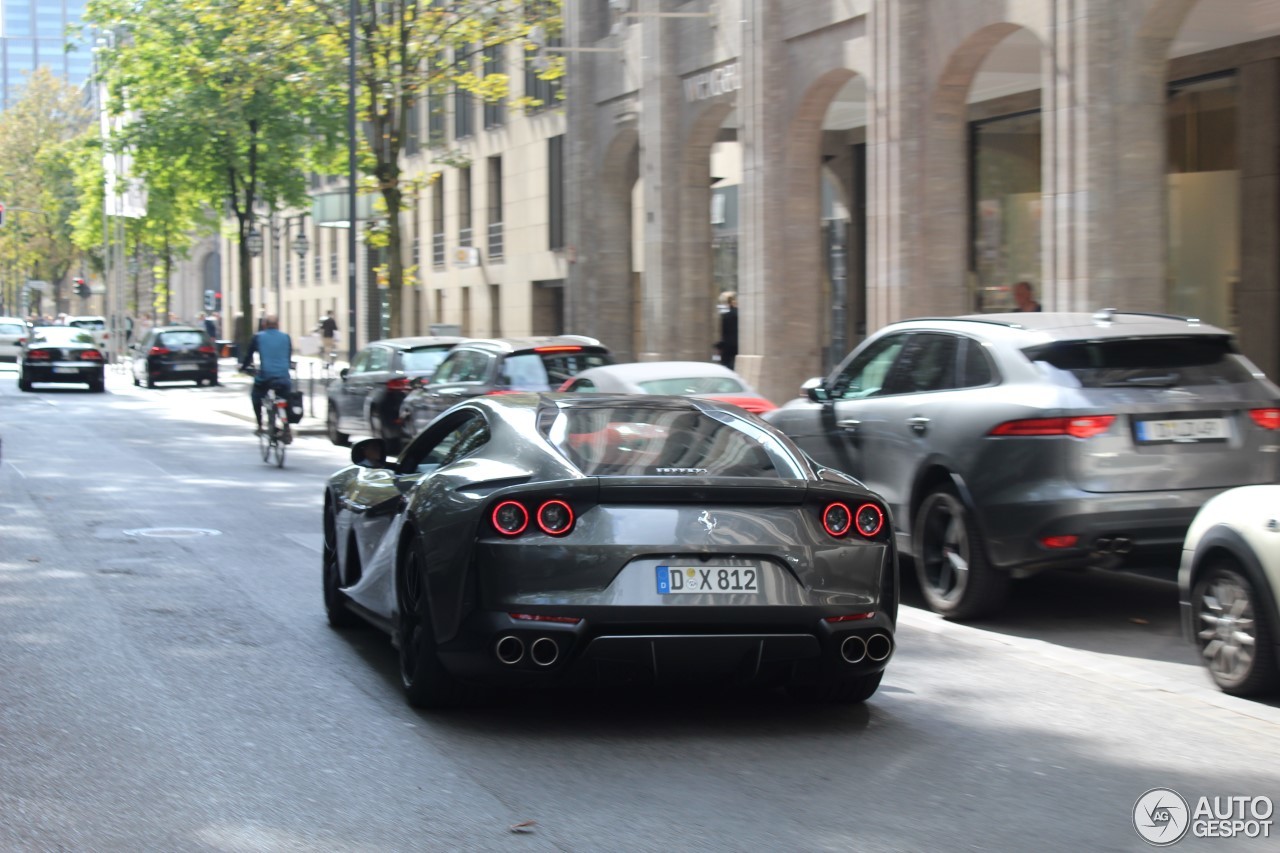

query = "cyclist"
239;314;293;442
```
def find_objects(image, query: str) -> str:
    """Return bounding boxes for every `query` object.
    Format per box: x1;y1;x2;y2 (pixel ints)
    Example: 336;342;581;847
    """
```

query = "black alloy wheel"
1192;559;1279;697
328;408;350;446
396;545;469;708
913;485;1009;620
322;507;360;629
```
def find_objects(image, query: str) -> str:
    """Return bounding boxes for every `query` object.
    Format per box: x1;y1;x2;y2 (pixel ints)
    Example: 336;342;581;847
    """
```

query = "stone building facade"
565;0;1280;405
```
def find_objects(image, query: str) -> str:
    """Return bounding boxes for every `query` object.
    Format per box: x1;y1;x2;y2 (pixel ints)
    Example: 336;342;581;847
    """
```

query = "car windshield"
158;331;208;349
403;346;453;374
68;319;105;331
541;403;804;478
637;376;747;395
1024;336;1255;387
500;350;613;391
30;327;95;346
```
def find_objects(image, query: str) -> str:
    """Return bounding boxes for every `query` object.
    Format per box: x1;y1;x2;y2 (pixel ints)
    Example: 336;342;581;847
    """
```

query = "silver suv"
766;311;1280;619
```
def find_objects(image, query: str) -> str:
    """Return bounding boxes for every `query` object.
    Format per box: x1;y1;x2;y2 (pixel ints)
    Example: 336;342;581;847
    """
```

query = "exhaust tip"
1112;537;1133;555
530;637;560;667
495;635;524;665
866;633;893;662
840;635;868;664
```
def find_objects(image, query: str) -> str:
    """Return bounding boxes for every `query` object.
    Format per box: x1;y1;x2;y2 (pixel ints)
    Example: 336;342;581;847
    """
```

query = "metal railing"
488;221;504;261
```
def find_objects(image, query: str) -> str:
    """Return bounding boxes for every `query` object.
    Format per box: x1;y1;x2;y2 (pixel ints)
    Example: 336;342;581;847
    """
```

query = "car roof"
0;316;25;324
452;335;606;354
367;336;465;350
576;361;743;382
885;310;1232;343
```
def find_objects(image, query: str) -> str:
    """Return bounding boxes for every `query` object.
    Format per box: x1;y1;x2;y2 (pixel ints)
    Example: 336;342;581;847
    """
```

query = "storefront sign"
684;62;740;103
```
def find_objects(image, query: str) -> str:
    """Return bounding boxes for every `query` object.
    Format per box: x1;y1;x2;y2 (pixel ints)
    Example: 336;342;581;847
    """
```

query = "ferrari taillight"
823;501;885;540
491;500;529;536
854;503;885;537
536;500;574;536
822;502;853;538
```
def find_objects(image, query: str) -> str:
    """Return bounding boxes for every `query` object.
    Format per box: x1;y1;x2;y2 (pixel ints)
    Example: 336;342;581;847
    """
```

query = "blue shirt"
243;329;292;380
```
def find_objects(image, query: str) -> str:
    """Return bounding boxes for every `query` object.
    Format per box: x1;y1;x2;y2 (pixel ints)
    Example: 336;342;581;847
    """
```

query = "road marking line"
6;461;25;479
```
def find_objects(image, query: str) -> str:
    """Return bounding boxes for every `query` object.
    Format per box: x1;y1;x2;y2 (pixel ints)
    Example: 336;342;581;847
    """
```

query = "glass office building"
1;0;90;109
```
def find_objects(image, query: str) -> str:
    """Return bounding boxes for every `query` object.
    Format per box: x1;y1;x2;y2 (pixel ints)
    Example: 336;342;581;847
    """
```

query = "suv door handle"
837;419;861;433
907;416;930;434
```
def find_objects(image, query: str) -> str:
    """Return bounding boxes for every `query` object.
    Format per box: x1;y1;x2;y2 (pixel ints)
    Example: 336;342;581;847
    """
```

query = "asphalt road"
1;363;1277;852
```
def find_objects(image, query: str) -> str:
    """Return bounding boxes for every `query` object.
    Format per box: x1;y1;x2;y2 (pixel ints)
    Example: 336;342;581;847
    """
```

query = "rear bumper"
978;487;1226;576
435;607;896;688
150;359;216;380
23;363;103;384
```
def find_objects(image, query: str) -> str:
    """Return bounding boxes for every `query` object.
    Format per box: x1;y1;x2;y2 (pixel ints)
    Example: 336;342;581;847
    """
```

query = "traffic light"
214;291;222;310
203;289;215;312
74;277;89;299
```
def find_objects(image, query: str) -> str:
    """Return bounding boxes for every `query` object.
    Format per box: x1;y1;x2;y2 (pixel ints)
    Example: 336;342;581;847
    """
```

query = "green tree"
0;67;93;315
85;0;346;346
313;0;563;338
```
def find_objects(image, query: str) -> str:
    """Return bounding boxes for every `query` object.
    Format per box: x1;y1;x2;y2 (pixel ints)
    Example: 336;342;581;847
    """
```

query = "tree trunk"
236;216;253;351
382;184;404;338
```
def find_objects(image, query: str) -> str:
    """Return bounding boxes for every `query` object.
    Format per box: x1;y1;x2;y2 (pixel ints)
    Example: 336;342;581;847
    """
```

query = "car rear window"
1024;336;1254;387
637;376;746;395
68;319;106;331
500;350;614;391
31;328;94;346
158;331;208;349
541;404;804;478
0;323;24;335
403;346;453;374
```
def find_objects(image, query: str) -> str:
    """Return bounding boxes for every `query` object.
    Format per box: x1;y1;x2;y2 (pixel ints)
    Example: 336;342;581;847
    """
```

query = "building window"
427;88;445;146
548;135;564;250
432;174;446;267
970;110;1041;314
489;283;501;337
483;44;505;129
412;195;422;272
454;50;474;139
462;286;472;336
458;166;473;248
405;98;421;156
1167;73;1239;331
314;249;323;282
487;156;503;261
524;34;561;112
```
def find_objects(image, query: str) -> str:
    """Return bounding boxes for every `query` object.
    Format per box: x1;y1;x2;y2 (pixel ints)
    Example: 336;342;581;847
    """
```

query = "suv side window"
829;334;910;400
885;333;961;394
365;346;391;372
959;337;996;387
452;351;493;383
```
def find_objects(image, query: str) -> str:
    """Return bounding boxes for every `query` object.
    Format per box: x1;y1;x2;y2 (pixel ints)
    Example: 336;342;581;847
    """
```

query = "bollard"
308;361;315;418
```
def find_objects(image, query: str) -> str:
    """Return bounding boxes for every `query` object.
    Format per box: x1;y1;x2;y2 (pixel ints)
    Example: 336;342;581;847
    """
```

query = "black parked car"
326;335;463;452
18;326;106;392
324;394;898;708
130;326;219;388
398;336;613;441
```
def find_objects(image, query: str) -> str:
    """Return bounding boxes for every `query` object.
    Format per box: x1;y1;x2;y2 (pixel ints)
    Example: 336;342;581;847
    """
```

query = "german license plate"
173;363;198;371
52;366;79;374
1135;417;1227;443
657;565;759;594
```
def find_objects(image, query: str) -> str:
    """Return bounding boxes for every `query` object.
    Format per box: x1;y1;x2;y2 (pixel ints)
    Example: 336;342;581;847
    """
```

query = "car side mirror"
339;367;349;380
352;437;389;468
803;378;830;404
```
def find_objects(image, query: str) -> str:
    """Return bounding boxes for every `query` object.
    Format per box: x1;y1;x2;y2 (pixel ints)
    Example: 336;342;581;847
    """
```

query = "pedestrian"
317;309;338;361
714;291;739;371
1012;281;1041;312
203;312;218;340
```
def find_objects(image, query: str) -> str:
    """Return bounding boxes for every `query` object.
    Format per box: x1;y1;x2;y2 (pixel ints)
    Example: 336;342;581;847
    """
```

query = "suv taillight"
79;350;104;361
1249;408;1280;430
149;346;170;356
386;377;412;391
27;349;51;361
989;416;1115;439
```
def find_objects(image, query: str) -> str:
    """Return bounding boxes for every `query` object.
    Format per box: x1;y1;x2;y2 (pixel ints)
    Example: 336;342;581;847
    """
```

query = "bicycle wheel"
259;409;271;462
273;425;287;467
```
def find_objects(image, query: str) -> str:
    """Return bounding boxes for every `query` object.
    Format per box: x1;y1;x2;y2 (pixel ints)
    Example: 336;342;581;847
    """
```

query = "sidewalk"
212;355;348;437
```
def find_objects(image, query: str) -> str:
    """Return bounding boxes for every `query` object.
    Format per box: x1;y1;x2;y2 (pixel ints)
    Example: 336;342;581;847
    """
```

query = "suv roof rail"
1092;308;1201;325
557;334;601;346
901;316;1028;329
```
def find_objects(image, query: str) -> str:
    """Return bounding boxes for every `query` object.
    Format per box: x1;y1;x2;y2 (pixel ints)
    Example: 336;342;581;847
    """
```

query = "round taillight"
491;501;529;536
855;503;885;538
537;500;574;535
822;502;853;537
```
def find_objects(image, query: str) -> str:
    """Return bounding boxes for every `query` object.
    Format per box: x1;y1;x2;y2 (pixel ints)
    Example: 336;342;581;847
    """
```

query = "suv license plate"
657;566;759;595
1135;418;1227;443
174;363;198;371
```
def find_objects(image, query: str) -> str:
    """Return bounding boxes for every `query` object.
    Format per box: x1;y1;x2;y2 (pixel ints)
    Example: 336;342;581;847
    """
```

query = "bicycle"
258;382;291;468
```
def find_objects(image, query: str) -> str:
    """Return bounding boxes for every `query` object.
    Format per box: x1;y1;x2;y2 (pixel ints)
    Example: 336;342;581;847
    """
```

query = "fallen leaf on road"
1130;617;1149;625
509;820;537;833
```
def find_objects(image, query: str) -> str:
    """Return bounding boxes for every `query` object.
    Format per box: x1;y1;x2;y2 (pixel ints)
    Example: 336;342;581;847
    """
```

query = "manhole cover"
123;528;223;539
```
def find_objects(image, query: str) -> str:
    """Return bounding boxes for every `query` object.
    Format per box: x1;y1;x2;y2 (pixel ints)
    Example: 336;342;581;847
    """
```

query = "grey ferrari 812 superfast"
323;394;898;707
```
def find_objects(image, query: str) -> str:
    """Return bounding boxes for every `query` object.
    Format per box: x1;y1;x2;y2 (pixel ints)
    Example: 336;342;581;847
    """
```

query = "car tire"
913;485;1009;620
18;374;31;392
396;545;471;709
322;508;360;630
1191;559;1280;697
789;672;883;704
132;372;140;387
89;379;105;393
145;375;156;389
328;408;350;447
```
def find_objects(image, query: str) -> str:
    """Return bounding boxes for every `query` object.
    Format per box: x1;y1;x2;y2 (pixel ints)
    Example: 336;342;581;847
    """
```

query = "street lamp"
291;229;310;259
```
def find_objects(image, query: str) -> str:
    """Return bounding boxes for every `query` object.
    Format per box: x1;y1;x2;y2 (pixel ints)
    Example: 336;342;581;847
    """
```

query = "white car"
1180;484;1280;697
65;315;110;350
0;316;28;362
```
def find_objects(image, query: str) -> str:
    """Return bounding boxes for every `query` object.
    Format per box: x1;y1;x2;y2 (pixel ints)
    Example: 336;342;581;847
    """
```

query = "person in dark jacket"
715;291;739;370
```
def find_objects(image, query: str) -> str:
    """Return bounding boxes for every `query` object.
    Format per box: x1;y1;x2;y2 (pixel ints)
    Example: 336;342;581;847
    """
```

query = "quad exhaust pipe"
530;637;560;667
840;635;868;664
866;633;893;662
495;635;524;665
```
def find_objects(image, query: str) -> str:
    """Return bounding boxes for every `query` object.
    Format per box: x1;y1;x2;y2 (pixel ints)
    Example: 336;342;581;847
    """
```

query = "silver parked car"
766;310;1280;619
